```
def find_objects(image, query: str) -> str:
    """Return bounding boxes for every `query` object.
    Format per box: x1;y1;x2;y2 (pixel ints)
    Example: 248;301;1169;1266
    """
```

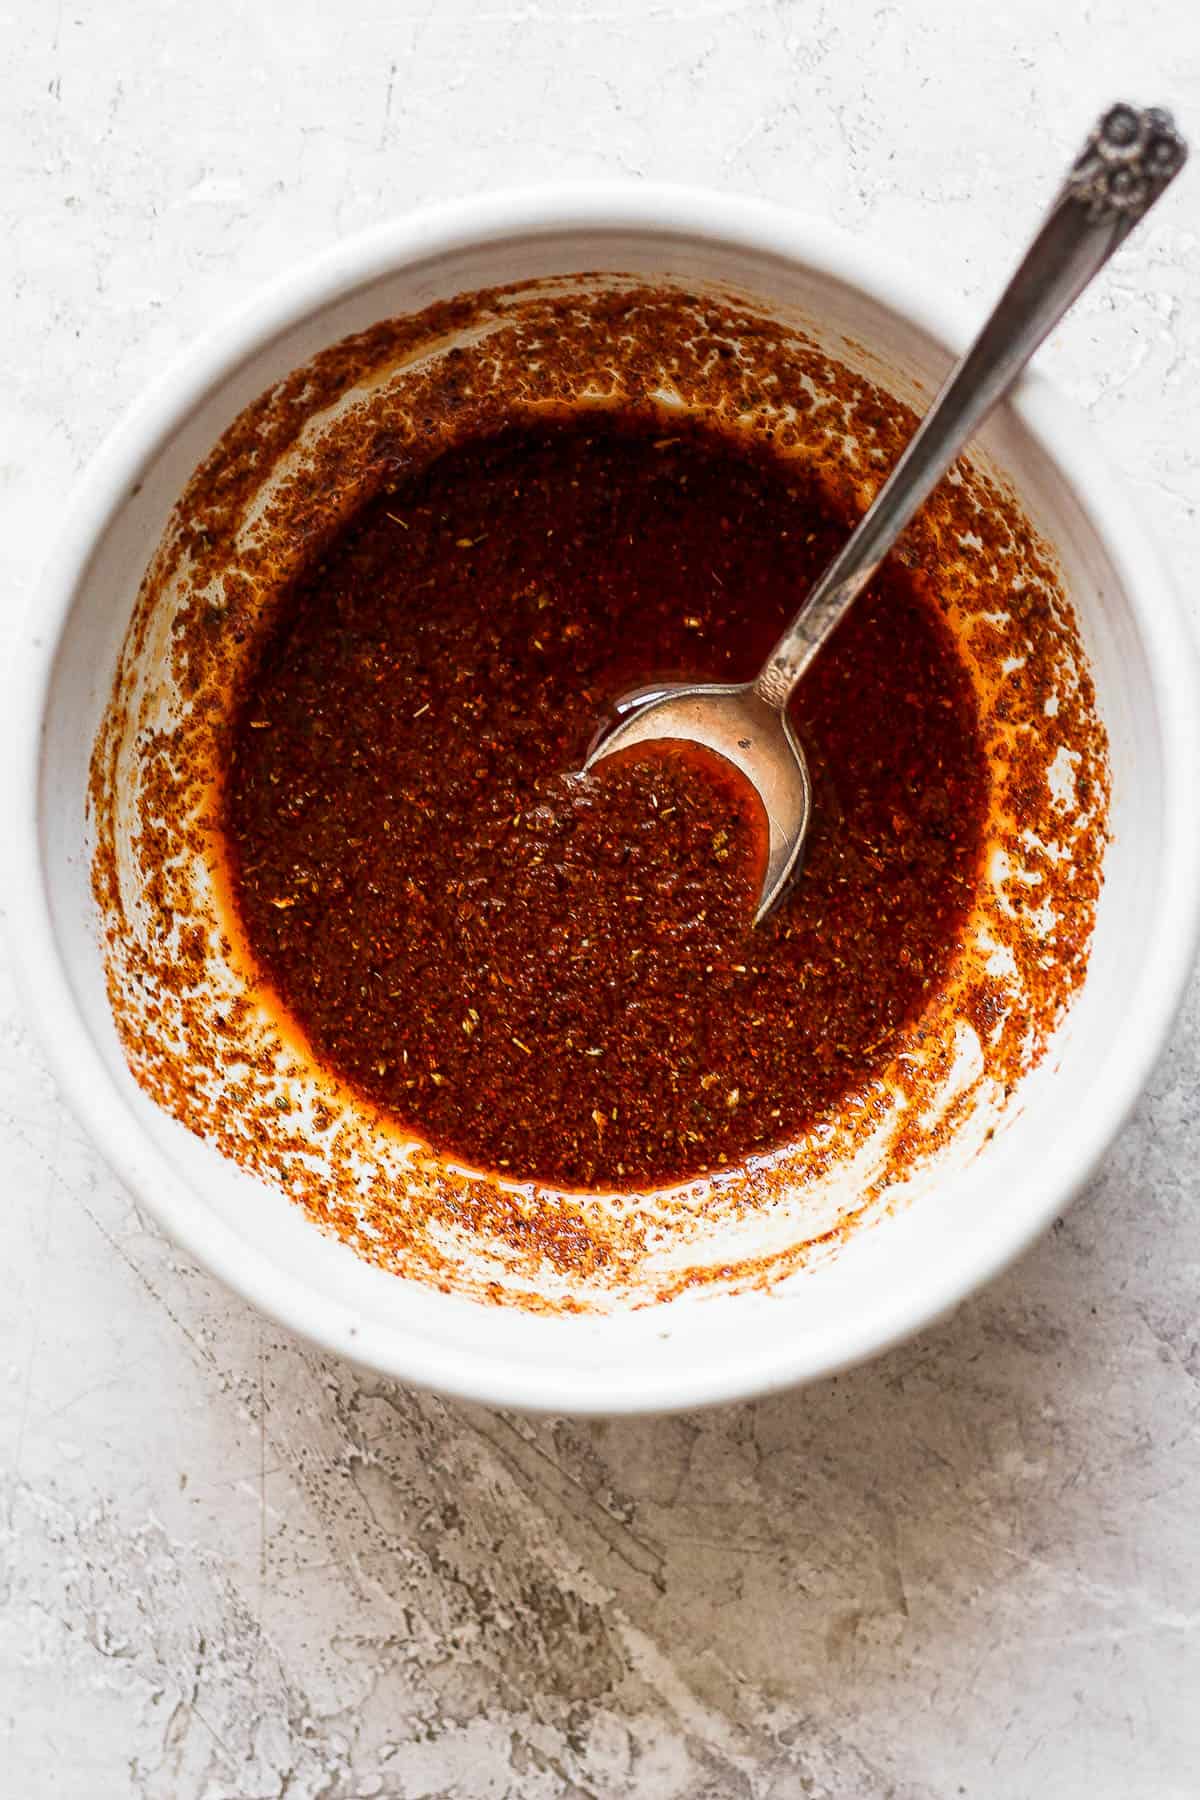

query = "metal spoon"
587;102;1187;922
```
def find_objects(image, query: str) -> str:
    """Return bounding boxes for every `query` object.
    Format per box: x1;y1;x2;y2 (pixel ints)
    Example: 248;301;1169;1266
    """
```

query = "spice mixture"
91;280;1108;1304
222;414;988;1190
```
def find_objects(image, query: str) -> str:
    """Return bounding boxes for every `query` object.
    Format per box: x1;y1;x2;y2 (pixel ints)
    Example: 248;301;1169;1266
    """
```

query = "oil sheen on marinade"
222;413;989;1190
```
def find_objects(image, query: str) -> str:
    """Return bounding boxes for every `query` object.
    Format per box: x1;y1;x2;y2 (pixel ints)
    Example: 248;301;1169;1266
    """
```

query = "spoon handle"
754;102;1188;713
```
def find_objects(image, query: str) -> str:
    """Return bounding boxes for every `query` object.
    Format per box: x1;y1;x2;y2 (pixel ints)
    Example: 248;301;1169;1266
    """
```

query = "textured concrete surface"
4;3;1200;1795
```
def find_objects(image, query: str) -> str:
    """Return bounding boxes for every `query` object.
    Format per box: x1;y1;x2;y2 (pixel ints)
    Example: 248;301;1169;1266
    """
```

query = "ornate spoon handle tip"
1064;102;1188;229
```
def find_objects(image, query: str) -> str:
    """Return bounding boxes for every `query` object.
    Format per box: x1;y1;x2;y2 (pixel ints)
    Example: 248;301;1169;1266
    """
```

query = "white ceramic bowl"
11;187;1200;1414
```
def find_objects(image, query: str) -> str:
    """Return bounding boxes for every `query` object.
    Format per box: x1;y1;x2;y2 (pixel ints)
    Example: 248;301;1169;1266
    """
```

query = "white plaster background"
3;3;1199;1795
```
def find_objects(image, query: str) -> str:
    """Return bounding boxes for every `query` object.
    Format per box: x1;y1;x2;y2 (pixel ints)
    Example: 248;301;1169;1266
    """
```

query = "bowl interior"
29;209;1176;1409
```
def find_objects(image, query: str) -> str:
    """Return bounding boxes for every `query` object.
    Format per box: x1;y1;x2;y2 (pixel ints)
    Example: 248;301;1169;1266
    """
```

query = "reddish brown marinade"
222;412;988;1190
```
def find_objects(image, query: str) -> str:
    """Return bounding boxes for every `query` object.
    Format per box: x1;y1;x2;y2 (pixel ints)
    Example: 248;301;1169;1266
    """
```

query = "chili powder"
222;412;989;1190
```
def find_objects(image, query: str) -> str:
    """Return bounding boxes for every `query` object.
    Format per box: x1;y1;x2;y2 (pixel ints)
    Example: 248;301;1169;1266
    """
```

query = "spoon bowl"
587;681;812;923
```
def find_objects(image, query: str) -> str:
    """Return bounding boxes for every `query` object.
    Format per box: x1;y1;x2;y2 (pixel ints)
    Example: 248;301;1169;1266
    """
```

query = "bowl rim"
9;181;1200;1415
